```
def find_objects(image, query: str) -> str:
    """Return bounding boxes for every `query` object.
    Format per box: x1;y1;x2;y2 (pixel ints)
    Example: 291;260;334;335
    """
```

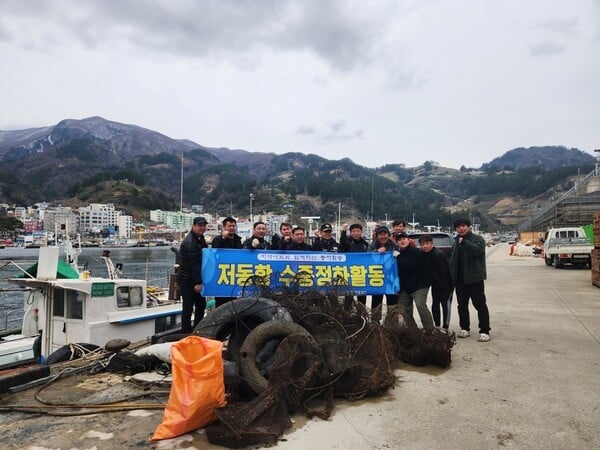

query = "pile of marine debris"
0;283;455;448
193;283;455;448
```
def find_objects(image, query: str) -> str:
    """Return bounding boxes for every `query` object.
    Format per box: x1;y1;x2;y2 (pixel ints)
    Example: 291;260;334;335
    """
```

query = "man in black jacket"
420;234;453;330
211;216;243;249
449;218;490;342
178;216;208;333
339;223;369;253
271;222;293;249
339;223;369;305
396;232;434;328
312;223;339;252
368;226;399;320
280;226;312;251
211;216;243;307
242;221;271;249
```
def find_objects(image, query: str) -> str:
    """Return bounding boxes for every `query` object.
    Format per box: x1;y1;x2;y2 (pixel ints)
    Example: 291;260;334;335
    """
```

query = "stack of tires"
193;297;309;395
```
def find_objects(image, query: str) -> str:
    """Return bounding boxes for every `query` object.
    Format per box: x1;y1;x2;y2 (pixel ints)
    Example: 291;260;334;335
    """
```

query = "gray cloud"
1;0;386;71
529;41;566;56
537;18;579;37
296;125;316;136
298;120;364;144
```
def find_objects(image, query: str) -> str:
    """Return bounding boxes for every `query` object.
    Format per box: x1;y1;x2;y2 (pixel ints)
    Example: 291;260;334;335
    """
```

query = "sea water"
0;246;178;330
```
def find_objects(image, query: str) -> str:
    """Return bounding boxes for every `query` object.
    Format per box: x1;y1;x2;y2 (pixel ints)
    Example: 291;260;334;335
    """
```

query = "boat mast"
179;152;184;241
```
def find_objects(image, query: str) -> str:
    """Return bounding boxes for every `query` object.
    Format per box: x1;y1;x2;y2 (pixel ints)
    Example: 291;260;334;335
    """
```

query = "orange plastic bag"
151;336;226;441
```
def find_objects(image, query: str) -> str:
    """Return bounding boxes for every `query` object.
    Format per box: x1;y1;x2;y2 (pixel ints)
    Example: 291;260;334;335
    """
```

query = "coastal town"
0;201;507;250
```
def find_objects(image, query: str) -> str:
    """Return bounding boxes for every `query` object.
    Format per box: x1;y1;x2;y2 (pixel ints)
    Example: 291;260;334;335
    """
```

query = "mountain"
0;116;200;161
0;117;596;229
480;146;595;171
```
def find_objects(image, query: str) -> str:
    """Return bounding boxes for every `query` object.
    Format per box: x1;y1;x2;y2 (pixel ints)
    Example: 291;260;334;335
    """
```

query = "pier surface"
1;243;599;449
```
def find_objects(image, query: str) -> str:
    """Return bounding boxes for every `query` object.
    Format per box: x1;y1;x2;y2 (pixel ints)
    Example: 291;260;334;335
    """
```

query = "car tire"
239;321;313;395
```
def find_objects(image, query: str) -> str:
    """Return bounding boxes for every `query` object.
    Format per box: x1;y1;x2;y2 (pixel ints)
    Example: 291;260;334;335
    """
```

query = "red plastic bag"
151;336;226;441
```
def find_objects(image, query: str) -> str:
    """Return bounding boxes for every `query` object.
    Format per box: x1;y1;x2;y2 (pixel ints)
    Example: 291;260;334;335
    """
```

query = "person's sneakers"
458;329;470;338
478;333;490;342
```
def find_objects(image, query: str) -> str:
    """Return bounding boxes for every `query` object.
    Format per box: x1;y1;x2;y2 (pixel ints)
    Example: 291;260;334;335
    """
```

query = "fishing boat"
0;239;182;371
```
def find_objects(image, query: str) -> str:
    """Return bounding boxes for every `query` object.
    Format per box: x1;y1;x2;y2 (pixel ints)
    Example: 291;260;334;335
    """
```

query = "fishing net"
205;275;455;448
382;305;456;367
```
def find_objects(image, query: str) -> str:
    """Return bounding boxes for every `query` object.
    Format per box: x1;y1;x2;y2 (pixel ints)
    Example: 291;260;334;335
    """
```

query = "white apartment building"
117;215;132;238
78;203;122;234
150;210;214;231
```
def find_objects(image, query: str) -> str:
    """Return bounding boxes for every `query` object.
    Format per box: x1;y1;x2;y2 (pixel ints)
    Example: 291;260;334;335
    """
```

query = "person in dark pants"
211;216;243;307
368;225;399;321
178;216;208;333
396;232;434;329
419;234;453;329
449;218;490;342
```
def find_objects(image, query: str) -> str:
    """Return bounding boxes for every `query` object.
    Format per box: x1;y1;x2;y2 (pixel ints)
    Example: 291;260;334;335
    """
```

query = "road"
1;243;599;449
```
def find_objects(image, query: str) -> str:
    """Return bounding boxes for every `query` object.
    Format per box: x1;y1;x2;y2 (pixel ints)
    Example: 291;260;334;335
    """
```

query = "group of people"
177;216;491;343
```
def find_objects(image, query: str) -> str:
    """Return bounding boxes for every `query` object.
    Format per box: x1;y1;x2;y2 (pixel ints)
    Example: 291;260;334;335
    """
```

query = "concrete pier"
1;243;599;449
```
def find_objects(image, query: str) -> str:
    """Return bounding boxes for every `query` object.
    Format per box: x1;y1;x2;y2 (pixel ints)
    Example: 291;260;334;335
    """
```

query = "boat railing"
0;309;22;333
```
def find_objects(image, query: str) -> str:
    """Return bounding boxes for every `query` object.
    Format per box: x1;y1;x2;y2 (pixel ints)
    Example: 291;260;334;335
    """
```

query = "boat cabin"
3;247;181;367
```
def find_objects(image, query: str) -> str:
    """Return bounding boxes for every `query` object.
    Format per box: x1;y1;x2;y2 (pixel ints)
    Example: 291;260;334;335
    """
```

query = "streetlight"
249;193;255;223
284;203;294;225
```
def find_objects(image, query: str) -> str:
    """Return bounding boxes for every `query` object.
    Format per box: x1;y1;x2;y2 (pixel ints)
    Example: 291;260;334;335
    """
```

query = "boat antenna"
179;152;184;241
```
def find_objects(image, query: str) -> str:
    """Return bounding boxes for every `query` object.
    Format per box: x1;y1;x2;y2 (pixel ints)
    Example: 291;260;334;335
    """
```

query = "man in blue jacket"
449;218;491;342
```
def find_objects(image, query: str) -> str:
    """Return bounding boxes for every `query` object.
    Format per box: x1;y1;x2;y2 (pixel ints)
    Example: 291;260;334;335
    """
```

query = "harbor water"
0;246;178;331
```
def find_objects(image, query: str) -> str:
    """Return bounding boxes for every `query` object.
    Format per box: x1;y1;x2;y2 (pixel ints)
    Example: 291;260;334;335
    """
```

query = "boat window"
117;287;130;307
155;314;178;333
53;288;65;317
116;286;143;308
130;287;143;307
66;290;84;320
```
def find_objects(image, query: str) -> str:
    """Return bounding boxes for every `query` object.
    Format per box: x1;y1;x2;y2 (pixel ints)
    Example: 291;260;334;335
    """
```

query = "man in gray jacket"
449;218;491;342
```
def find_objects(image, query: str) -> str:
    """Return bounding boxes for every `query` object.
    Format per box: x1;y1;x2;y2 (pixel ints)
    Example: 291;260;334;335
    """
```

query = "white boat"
0;240;182;371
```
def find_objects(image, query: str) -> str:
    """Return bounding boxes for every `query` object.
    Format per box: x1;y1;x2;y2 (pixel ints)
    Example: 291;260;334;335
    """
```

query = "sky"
1;0;599;169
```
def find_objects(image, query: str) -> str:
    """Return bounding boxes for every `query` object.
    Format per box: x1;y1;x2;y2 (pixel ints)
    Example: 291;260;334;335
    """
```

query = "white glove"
252;238;260;248
393;250;400;258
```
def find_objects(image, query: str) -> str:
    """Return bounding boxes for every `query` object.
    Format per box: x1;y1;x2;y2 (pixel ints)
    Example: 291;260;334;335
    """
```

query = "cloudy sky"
1;0;599;169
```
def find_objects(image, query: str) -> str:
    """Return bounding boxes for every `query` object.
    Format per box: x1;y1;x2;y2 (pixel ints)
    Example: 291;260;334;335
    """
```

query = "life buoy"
239;320;313;395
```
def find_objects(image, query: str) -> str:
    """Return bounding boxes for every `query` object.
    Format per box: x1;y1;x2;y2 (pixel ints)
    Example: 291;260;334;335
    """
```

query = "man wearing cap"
312;223;339;252
178;216;208;333
391;219;416;247
449;218;491;342
368;225;399;320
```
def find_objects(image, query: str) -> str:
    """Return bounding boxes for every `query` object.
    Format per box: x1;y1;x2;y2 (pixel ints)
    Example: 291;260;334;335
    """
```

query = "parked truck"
543;227;593;269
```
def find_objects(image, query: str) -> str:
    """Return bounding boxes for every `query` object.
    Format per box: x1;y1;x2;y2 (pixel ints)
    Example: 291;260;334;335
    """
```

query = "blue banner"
201;248;399;297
